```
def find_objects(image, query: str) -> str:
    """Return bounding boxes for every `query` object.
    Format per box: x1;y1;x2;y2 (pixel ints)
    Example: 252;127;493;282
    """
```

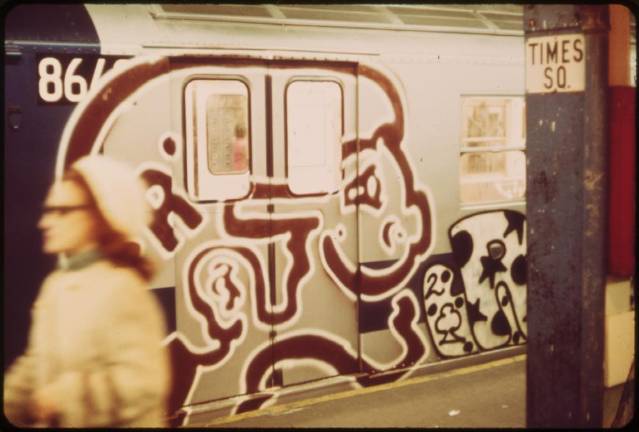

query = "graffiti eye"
487;240;506;260
427;304;438;316
441;270;451;283
367;175;378;197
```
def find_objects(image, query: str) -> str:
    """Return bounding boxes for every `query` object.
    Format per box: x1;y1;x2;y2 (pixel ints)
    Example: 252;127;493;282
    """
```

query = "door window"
185;79;251;201
286;80;343;195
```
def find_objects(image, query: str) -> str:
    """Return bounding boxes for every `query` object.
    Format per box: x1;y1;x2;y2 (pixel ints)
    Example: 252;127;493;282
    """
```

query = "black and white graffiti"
422;263;479;357
449;210;527;351
423;210;527;357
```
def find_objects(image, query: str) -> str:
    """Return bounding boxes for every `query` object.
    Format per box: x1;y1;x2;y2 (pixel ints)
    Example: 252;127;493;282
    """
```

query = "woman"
232;123;249;172
3;155;170;427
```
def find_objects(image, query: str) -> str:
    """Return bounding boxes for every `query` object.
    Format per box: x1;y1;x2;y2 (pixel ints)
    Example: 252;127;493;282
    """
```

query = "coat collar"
58;249;105;271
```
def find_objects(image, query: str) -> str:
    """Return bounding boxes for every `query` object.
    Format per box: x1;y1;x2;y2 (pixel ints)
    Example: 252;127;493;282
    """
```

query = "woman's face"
38;180;100;255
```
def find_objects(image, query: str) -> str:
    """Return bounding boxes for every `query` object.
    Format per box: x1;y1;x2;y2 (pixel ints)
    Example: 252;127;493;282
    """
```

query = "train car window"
286;81;342;195
205;93;249;175
459;96;526;205
184;79;251;201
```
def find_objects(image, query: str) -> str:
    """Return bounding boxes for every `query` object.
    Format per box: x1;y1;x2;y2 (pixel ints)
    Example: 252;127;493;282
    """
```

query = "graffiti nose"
487;240;506;260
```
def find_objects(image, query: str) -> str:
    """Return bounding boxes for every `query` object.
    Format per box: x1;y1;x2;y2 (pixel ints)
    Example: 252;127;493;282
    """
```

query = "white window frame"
459;95;526;207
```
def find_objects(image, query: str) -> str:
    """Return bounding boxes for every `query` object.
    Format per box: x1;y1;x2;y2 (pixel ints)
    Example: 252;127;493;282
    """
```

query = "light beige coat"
3;260;170;427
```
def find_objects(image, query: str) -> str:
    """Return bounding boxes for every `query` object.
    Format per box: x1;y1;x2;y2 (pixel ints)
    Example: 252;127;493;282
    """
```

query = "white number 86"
38;57;88;103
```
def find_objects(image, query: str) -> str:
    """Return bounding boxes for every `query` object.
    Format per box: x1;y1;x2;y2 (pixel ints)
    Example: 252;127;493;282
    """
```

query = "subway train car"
3;3;576;426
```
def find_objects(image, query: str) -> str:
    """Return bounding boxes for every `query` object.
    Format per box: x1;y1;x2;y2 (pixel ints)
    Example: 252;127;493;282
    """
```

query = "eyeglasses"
42;204;92;217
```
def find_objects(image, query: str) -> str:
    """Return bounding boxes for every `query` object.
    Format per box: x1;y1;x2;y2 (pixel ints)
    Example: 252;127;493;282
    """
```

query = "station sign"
526;34;585;94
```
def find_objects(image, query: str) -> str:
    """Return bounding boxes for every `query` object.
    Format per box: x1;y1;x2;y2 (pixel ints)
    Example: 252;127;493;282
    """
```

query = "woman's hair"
63;169;156;281
234;123;247;138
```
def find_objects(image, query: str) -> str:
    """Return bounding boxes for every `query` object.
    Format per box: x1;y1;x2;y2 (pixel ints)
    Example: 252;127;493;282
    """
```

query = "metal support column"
524;5;609;428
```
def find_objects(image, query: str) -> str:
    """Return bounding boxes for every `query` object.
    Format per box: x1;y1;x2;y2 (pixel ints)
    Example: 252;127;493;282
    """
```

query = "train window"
286;80;342;195
459;96;526;205
205;95;249;175
184;79;251;201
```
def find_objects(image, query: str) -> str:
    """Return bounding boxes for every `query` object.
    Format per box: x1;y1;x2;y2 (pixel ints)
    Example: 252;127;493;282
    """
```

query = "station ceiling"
154;4;526;35
154;4;635;44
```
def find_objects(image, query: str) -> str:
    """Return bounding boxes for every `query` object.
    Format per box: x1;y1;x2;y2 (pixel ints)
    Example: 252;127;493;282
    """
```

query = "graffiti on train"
51;54;524;426
423;210;527;358
138;162;206;258
160;63;432;423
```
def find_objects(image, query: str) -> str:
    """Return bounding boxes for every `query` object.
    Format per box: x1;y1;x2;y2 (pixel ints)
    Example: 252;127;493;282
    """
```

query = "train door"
170;58;360;405
170;59;277;404
268;62;360;386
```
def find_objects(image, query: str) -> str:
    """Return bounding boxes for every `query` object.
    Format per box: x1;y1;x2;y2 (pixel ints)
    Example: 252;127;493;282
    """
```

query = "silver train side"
4;4;528;426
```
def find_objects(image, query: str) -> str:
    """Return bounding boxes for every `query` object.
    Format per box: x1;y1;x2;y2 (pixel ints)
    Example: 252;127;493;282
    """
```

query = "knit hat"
70;155;151;241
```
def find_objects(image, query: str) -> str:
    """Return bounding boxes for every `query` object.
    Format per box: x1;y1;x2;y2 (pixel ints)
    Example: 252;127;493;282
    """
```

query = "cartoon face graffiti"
321;66;434;304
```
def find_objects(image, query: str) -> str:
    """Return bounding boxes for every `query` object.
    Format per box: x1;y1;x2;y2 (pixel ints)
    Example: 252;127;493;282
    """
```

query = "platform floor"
201;354;634;428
